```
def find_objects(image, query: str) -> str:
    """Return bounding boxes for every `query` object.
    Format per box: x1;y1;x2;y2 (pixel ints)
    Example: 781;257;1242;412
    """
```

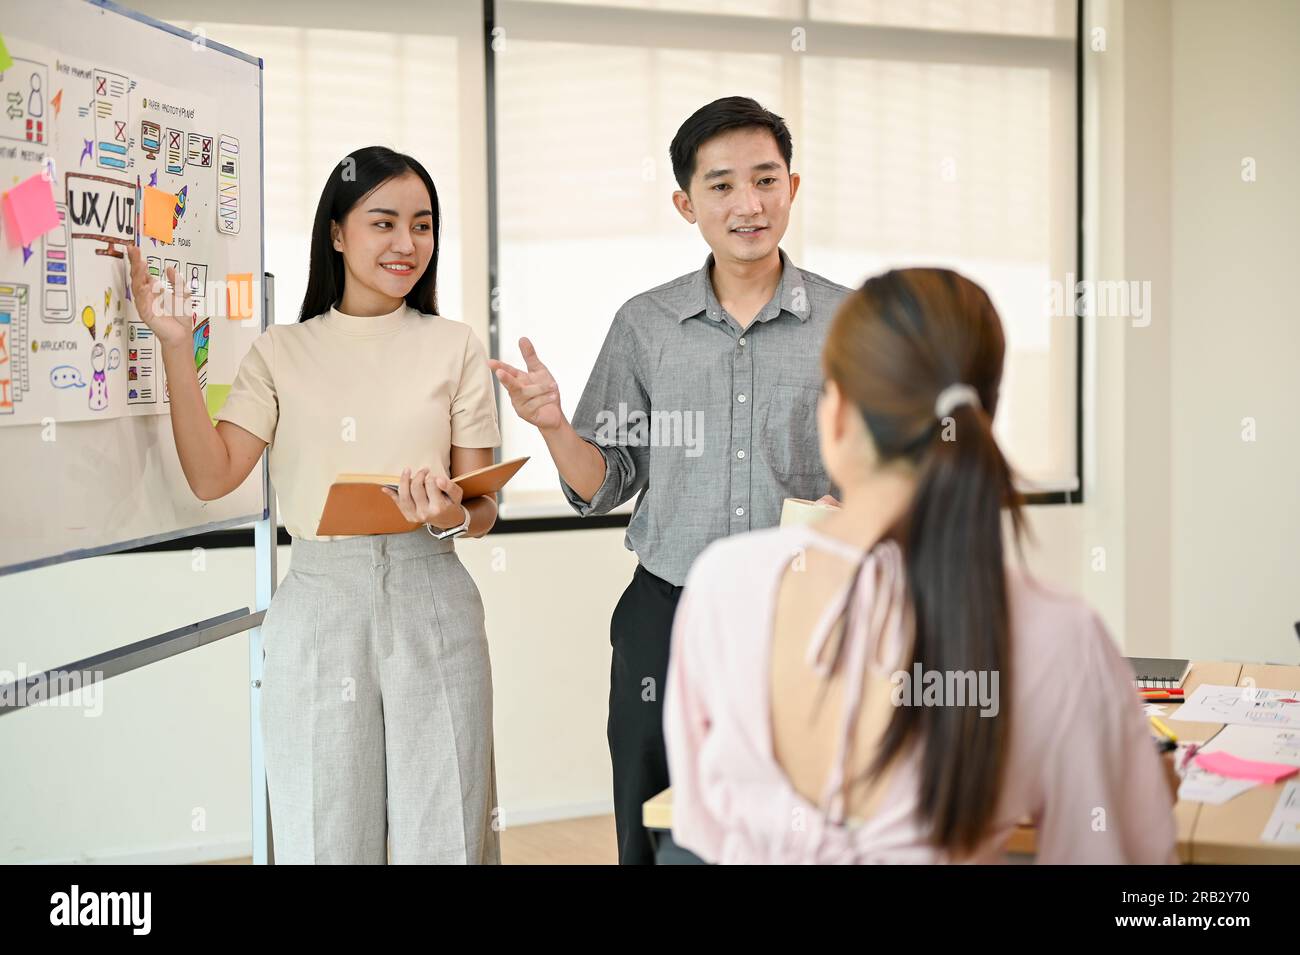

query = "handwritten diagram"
0;58;50;145
0;29;253;429
216;134;239;234
0;284;32;414
1171;684;1300;729
92;69;129;171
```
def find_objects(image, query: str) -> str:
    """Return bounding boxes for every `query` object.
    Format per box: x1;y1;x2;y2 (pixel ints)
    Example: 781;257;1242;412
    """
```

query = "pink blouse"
663;523;1178;864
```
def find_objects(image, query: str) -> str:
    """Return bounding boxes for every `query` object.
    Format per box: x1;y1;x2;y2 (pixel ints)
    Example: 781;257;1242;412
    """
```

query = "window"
494;0;1079;517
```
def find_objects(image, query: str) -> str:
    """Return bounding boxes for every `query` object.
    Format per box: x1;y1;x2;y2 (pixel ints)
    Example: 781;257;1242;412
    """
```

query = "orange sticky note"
226;273;255;320
2;172;61;248
143;186;176;243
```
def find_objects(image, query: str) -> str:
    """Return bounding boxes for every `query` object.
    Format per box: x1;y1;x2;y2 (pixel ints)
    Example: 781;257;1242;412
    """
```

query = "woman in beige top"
126;147;504;864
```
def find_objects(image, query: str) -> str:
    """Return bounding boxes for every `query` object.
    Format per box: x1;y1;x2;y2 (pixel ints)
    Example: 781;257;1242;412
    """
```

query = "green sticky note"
0;36;12;74
206;383;232;425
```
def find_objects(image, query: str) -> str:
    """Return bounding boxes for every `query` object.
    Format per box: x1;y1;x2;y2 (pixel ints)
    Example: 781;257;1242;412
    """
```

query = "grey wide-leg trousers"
260;529;499;864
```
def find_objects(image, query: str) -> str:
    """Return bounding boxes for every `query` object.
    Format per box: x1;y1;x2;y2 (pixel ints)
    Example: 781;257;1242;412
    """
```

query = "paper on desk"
1143;703;1167;717
1198;724;1300;767
1168;684;1300;729
1178;764;1257;805
1261;781;1300;844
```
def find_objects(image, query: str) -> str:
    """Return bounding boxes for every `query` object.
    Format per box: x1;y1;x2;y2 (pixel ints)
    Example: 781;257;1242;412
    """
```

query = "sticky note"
226;273;254;320
143;186;177;243
206;383;232;425
2;173;61;248
0;35;13;74
1195;751;1299;785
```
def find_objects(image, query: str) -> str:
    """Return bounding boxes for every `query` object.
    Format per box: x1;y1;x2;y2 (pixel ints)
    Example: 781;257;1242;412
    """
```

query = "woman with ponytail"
663;268;1176;863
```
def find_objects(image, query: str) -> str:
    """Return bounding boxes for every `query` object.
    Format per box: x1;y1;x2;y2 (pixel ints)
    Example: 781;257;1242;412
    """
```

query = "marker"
1149;715;1178;744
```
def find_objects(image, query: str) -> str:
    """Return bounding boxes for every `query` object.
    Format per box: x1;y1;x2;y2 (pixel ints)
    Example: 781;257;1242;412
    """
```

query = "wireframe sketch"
0;284;31;411
42;201;75;321
126;320;157;404
186;131;212;168
92;69;130;170
164;126;184;176
0;58;50;145
216;134;240;234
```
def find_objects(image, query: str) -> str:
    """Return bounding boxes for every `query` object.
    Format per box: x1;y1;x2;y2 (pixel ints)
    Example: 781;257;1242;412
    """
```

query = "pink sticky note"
1195;751;1299;785
2;173;61;248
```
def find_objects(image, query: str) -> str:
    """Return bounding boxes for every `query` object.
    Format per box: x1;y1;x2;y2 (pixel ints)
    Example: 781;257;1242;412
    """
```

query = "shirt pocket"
759;382;825;479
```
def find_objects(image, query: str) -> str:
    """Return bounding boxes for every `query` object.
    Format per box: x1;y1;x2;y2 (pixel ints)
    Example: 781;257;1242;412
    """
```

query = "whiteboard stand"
250;272;276;865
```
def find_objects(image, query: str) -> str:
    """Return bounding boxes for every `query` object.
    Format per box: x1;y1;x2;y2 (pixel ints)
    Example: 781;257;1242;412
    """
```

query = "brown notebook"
315;456;529;536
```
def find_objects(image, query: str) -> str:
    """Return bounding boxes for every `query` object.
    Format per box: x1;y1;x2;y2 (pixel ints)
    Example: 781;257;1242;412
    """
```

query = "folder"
316;456;529;536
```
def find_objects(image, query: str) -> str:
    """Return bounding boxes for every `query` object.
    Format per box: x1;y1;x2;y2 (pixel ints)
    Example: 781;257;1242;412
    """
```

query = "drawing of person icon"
28;72;43;118
88;342;109;411
189;266;200;297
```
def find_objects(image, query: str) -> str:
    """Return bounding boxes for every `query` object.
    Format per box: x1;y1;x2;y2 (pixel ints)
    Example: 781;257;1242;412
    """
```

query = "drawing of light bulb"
81;305;96;341
88;343;109;411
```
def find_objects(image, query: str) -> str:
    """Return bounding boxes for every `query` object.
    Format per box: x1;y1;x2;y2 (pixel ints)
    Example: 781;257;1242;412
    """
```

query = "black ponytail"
823;267;1025;856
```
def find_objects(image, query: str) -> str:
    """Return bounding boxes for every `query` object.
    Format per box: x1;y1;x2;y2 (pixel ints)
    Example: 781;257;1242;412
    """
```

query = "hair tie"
934;383;982;419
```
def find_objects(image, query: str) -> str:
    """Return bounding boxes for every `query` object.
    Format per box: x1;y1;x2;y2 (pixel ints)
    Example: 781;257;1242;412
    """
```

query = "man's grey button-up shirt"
560;249;852;586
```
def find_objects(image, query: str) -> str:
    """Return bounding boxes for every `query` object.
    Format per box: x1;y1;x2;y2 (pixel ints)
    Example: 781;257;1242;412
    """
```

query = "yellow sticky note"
226;273;254;320
143;186;176;243
0;36;13;74
206;383;232;425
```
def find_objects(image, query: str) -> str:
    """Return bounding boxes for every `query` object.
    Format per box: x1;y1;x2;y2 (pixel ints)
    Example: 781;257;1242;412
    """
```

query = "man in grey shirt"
491;96;850;863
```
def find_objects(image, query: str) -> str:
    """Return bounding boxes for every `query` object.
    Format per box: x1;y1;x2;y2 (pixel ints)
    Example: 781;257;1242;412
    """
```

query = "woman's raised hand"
126;245;191;350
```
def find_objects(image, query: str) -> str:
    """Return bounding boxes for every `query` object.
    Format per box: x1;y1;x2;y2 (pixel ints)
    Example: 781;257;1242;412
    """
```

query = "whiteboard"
0;0;265;575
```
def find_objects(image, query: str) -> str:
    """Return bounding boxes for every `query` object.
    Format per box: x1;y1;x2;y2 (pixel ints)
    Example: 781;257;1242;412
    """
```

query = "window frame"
486;0;1085;531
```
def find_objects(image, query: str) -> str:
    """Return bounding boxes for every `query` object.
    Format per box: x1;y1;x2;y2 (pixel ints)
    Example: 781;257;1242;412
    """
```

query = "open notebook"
316;456;529;536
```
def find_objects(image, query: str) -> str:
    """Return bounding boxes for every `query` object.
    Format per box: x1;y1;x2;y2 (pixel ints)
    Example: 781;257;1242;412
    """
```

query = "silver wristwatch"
427;505;471;540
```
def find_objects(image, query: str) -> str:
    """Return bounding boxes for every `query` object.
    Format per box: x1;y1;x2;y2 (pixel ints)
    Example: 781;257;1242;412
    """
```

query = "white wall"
1074;0;1300;665
0;529;634;863
1168;0;1300;663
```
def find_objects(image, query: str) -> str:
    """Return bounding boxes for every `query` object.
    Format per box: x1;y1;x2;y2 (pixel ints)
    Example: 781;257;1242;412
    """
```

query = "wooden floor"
500;813;618;865
206;813;619;865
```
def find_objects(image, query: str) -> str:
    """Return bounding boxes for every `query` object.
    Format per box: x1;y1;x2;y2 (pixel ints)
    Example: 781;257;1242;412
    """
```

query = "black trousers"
608;564;682;865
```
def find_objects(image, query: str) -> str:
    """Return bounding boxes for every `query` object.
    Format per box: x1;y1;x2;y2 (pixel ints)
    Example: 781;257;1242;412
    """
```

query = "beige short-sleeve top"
215;303;501;540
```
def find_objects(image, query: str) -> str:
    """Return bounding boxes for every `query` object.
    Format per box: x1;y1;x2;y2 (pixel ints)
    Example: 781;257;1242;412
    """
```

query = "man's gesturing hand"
487;337;565;432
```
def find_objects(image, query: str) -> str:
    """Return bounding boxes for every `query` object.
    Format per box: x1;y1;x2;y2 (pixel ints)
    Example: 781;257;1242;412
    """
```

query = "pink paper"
2;173;61;248
1194;750;1299;784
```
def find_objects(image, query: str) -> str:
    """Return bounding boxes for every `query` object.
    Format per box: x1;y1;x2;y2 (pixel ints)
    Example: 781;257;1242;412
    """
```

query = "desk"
645;660;1300;864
